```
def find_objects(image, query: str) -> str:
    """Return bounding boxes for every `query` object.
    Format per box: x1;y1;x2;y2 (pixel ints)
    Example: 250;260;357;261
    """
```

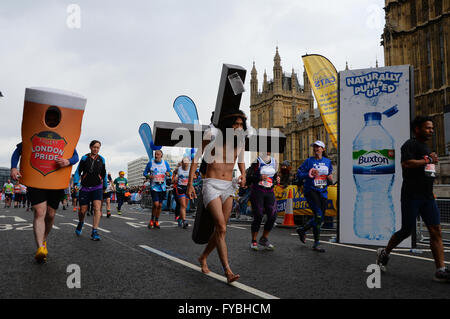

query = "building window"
426;33;432;90
410;0;417;27
258;112;262;128
435;0;442;16
439;24;446;86
422;0;429;22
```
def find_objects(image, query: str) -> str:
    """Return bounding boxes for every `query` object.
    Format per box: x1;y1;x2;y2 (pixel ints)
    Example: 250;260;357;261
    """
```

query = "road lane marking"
72;219;111;233
0;215;27;222
290;234;450;265
139;245;279;299
110;215;137;220
228;225;247;230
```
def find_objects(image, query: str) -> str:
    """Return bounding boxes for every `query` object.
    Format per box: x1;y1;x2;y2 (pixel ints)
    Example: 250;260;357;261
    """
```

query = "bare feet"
198;257;210;274
224;268;240;283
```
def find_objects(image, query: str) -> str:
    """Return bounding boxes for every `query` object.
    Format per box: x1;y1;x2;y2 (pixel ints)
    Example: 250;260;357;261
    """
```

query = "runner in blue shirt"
296;140;333;252
143;149;171;229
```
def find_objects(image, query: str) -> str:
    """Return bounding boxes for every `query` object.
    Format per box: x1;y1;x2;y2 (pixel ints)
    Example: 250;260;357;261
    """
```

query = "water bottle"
353;112;396;240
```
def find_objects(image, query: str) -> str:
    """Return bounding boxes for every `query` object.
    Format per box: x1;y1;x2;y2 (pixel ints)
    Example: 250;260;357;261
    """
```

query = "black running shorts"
27;187;65;210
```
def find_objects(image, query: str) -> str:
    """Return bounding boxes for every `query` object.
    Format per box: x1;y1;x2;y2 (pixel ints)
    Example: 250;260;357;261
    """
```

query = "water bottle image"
353;112;396;240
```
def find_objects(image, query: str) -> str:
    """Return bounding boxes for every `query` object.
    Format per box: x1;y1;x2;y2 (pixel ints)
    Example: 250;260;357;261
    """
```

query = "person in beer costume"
114;171;128;215
10;105;80;262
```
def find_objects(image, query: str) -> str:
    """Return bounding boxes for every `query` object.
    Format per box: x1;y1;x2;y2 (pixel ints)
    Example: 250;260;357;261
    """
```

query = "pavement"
1;203;450;302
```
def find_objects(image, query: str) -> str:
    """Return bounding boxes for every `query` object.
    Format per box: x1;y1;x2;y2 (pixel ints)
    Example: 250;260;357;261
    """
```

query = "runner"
143;149;171;229
295;140;333;253
246;152;280;251
376;116;450;282
73;140;107;241
61;187;70;210
2;179;14;208
20;183;28;208
187;110;247;283
103;173;115;218
114;171;128;215
174;157;191;229
71;180;79;212
10;141;79;262
13;180;22;208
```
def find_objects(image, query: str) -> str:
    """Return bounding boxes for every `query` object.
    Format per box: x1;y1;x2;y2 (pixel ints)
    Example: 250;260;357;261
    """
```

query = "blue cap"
364;112;381;121
383;105;398;118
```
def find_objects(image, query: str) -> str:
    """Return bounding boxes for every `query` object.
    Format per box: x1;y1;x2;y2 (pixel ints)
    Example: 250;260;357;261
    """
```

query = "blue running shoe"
75;222;84;236
91;229;100;241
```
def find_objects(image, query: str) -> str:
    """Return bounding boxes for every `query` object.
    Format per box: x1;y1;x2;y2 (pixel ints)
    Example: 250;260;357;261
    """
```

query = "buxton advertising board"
339;65;413;247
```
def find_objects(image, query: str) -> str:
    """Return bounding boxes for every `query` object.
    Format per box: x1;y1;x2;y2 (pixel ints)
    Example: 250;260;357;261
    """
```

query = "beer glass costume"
19;87;86;189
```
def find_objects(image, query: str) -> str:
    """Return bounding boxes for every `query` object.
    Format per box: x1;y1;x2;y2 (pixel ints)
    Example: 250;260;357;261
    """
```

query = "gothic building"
249;47;336;170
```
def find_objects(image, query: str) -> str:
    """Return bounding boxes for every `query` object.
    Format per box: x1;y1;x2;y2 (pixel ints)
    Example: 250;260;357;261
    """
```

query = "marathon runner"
13;180;22;208
187;110;247;283
376;116;450;282
10;140;79;262
73;140;107;241
2;179;14;208
114;171;128;215
296;140;333;253
103;173;115;218
246;152;280;251
144;149;171;229
20;183;28;209
174;157;191;229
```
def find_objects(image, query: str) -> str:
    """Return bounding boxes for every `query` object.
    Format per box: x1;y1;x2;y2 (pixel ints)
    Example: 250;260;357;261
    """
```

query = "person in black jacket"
73;140;107;241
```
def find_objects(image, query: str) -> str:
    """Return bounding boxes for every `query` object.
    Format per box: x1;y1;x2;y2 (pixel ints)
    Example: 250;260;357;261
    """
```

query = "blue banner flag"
173;95;199;124
139;123;162;160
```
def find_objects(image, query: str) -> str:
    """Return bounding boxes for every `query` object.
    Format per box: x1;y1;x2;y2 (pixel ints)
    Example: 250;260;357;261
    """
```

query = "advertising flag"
138;123;161;160
302;54;338;148
173;95;199;125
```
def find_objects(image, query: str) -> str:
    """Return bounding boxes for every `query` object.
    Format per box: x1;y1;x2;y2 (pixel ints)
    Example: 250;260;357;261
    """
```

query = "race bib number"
313;176;327;188
154;174;165;183
259;177;273;188
119;182;125;189
179;177;188;186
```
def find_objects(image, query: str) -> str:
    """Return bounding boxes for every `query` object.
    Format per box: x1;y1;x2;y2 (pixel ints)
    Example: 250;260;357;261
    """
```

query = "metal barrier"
416;198;450;245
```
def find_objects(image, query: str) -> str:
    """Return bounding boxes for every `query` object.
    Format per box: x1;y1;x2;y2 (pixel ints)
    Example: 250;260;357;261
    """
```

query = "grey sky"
0;0;386;177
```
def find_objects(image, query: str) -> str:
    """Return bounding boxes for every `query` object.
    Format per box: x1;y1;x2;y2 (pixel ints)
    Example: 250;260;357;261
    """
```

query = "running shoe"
296;227;306;244
117;211;122;215
75;221;84;236
182;220;189;229
250;241;258;251
148;220;154;229
312;242;325;253
177;218;183;227
258;237;274;250
34;246;47;263
73;207;77;212
106;211;111;218
433;268;450;283
376;248;389;272
154;221;160;229
91;229;100;241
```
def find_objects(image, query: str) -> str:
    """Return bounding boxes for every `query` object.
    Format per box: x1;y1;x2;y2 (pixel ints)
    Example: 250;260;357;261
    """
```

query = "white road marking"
0;215;27;222
290;234;450;265
139;245;279;300
72;219;111;233
110;215;137;221
228;225;247;230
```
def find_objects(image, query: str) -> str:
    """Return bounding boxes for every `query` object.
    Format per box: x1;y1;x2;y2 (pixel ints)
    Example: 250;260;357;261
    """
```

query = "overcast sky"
0;0;385;177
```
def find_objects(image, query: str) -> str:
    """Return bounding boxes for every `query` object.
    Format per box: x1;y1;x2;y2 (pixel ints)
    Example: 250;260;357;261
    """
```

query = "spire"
274;46;281;66
345;61;349;70
251;61;257;77
376;59;379;68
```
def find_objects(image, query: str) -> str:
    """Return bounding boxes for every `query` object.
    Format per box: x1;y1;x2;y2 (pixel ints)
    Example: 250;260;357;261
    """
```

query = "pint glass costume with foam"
20;87;86;190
